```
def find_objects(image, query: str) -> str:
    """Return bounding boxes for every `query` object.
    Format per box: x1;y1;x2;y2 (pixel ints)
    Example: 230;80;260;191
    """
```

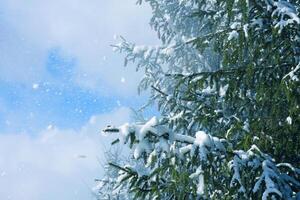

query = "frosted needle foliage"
98;0;300;199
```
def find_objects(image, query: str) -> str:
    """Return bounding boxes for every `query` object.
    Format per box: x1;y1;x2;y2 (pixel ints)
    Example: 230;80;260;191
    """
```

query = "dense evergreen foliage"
97;0;300;199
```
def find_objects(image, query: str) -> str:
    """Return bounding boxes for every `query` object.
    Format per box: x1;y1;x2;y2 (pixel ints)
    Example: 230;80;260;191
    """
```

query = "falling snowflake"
32;83;39;90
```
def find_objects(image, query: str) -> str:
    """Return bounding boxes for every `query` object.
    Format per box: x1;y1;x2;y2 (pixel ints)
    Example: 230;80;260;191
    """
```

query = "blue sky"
0;0;158;199
0;47;151;133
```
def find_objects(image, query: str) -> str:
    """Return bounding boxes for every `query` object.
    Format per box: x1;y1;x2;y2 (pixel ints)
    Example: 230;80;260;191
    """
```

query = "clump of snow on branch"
272;1;300;33
103;116;300;199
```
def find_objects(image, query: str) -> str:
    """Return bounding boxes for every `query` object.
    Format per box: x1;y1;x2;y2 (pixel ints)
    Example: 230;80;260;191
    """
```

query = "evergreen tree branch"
165;63;293;78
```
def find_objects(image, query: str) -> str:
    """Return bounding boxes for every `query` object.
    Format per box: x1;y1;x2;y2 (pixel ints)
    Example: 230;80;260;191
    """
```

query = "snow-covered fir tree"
99;0;300;199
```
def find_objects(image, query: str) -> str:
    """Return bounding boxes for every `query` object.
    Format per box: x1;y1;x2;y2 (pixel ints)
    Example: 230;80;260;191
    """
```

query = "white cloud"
0;0;157;95
0;107;132;200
